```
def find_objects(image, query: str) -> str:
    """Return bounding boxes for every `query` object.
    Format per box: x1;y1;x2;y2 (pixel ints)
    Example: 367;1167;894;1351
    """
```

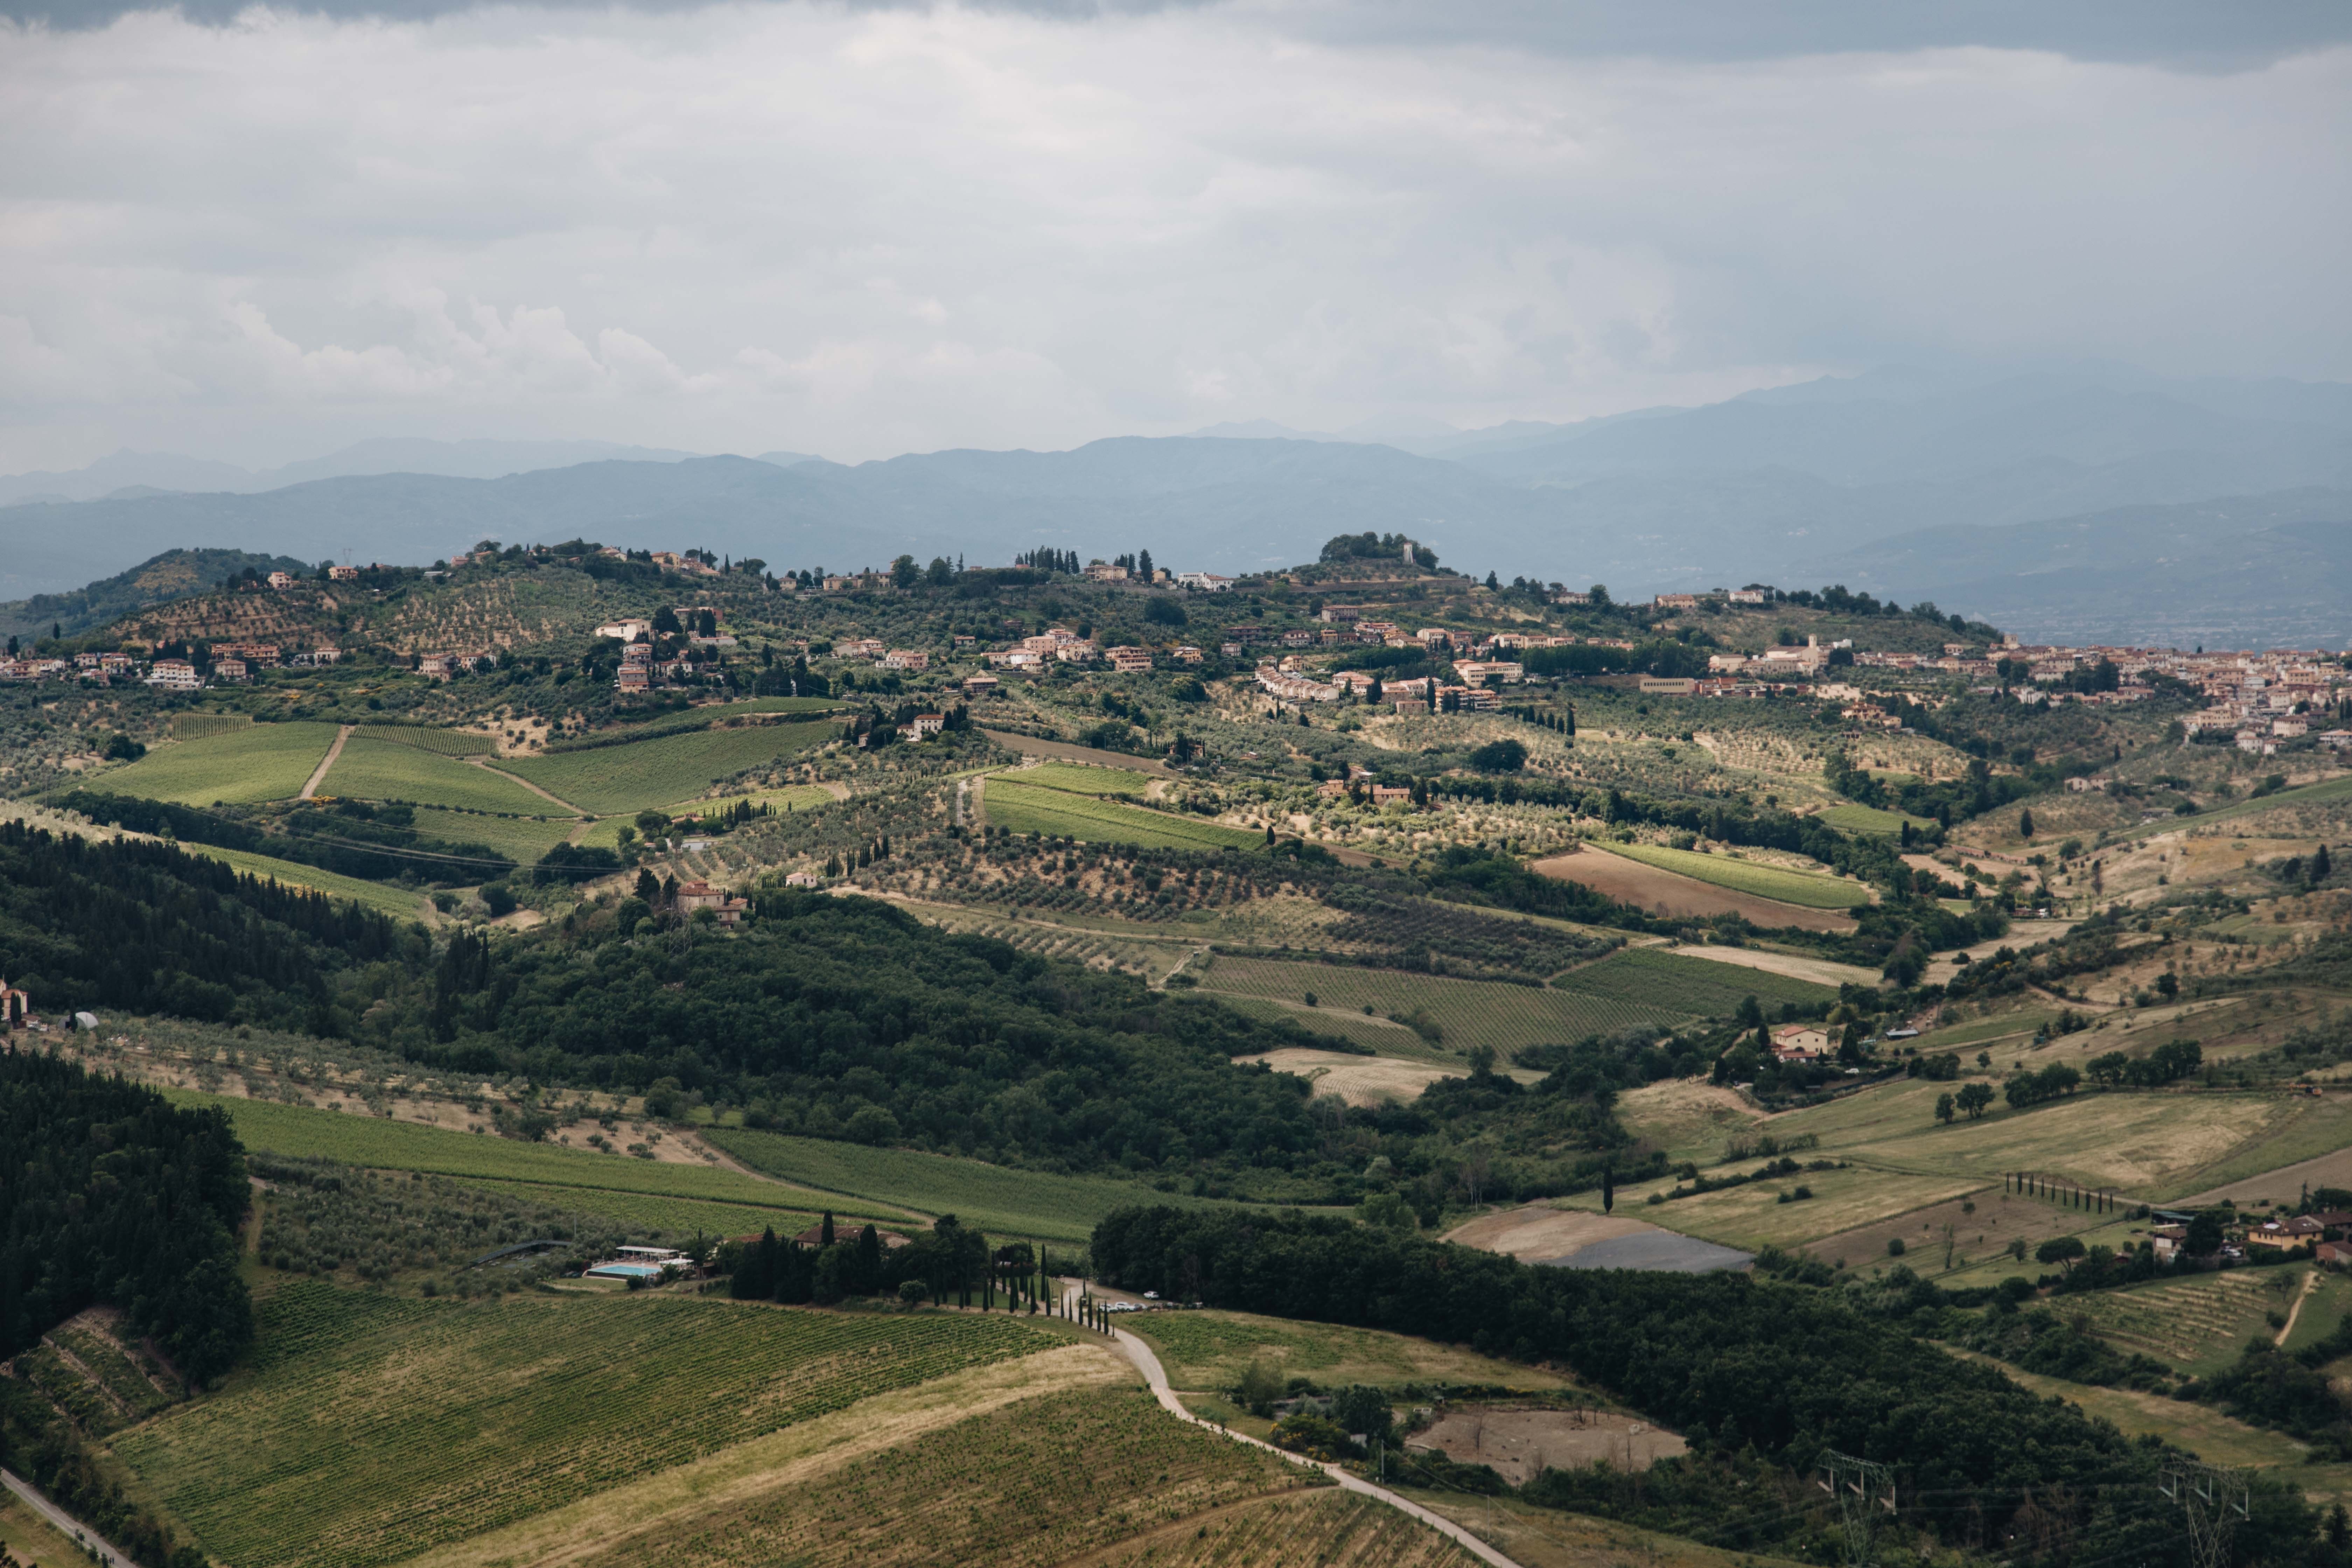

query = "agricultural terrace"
353;724;495;756
705;1129;1244;1244
504;721;835;816
98;721;341;805
1599;842;1872;910
189;845;430;920
1004;760;1157;798
2059;1269;2305;1377
572;1388;1319;1568
320;735;557;814
1191;955;1702;1058
1126;1307;1576;1395
163;1091;917;1225
983;778;1262;851
114;1281;1051;1568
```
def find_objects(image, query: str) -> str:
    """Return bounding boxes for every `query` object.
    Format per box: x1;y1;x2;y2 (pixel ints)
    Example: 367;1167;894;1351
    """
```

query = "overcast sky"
1;0;2347;470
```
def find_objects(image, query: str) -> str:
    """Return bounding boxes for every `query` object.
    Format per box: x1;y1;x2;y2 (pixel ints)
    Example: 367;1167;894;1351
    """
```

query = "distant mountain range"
3;363;2347;647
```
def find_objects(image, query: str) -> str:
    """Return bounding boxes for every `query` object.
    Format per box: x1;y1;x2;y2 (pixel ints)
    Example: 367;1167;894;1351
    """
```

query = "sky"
1;0;2348;471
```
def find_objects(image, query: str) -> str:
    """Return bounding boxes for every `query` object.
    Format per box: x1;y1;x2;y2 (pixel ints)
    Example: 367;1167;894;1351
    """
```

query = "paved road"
1085;1301;1526;1568
4;1466;136;1567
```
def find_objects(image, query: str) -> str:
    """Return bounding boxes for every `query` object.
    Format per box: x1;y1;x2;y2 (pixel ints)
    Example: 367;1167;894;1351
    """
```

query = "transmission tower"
2162;1461;2249;1568
1818;1450;1897;1568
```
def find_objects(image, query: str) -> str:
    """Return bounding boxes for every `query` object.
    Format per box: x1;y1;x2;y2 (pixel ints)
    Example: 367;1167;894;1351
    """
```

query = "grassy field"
1614;1080;1762;1165
1819;803;1939;837
1213;995;1458;1061
1126;1307;1576;1394
570;1386;1319;1568
159;1091;914;1223
319;735;555;814
505;722;834;816
99;721;341;805
1603;842;1871;909
114;1280;1050;1568
1555;946;1836;1016
1561;1162;1984;1253
189;846;428;920
408;806;576;862
706;1128;1229;1243
1194;955;1698;1057
354;724;494;756
984;779;1263;851
1003;760;1157;798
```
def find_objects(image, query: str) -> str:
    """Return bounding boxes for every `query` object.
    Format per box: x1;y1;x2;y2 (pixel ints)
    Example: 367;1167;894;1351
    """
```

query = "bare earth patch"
1236;1048;1462;1105
1444;1206;1657;1262
2179;1141;2352;1208
1801;1188;2072;1271
1531;847;1855;932
1407;1408;1686;1487
1657;944;1878;988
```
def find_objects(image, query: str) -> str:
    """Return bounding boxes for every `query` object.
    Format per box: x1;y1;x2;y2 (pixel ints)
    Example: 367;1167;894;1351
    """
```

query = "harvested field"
1532;846;1855;932
2176;1110;2352;1205
1801;1188;2076;1274
1444;1206;1665;1264
1236;1047;1464;1105
1396;1496;1814;1568
1089;1489;1480;1568
1406;1408;1685;1486
1656;944;1880;989
1125;1307;1573;1393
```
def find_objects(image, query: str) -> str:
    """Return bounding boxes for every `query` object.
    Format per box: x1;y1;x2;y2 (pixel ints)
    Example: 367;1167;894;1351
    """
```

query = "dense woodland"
1092;1206;2325;1568
0;1051;252;1380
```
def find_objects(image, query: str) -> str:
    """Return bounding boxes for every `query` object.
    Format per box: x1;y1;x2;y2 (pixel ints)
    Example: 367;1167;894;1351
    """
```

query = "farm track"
1106;1318;1525;1568
301;725;354;800
468;757;586;818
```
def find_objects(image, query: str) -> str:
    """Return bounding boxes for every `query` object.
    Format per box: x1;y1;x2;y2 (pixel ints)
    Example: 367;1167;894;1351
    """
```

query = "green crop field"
1563;1162;1982;1252
171;712;252;741
1003;760;1156;798
1819;803;1939;837
575;1386;1311;1568
159;1092;914;1223
99;722;340;805
113;1280;1049;1568
318;736;556;814
1193;955;1697;1057
1210;995;1455;1060
1555;946;1836;1015
188;846;428;920
408;807;576;862
1126;1308;1575;1394
452;1177;839;1241
1603;843;1872;909
353;724;495;756
983;780;1264;851
705;1128;1234;1244
505;722;834;816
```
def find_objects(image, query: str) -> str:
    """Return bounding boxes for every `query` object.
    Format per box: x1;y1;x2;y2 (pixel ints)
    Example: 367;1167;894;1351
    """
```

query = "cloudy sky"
1;0;2347;470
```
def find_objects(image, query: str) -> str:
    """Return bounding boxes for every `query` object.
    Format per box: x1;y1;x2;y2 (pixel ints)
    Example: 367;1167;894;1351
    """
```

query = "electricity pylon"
1819;1450;1897;1568
2161;1462;2248;1568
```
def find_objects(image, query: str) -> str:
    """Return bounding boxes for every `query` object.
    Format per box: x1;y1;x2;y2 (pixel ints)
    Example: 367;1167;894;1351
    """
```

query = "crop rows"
1006;760;1157;798
450;1177;844;1240
50;1323;177;1419
505;722;833;816
171;713;252;741
1603;842;1870;910
1098;1488;1477;1568
1195;957;1695;1055
706;1128;1227;1244
115;1282;1048;1568
18;1344;126;1437
985;780;1261;852
104;722;341;806
1555;947;1835;1015
319;736;552;814
2066;1272;2282;1368
578;1388;1304;1568
354;724;494;756
408;806;575;862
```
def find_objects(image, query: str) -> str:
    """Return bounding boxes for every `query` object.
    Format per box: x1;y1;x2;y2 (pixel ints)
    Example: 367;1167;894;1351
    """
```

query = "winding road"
1069;1290;1526;1568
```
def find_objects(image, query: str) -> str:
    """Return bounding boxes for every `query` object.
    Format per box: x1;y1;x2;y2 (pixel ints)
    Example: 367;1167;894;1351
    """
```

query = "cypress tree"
821;1210;835;1247
855;1225;881;1295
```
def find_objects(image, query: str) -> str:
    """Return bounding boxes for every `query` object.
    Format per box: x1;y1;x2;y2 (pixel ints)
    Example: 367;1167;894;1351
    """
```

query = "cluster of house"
979;627;1161;675
2148;1209;2352;1268
0;643;341;687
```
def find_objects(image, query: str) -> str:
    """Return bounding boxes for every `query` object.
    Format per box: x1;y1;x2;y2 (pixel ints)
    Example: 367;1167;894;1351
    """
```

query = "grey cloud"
8;0;2349;72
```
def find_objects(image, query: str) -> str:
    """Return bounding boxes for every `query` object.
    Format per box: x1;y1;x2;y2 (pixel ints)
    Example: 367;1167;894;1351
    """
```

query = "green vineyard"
318;735;554;814
983;779;1261;852
577;1387;1307;1568
100;721;341;806
504;721;835;816
1004;760;1157;798
1193;956;1698;1056
1598;843;1871;910
2062;1270;2292;1375
114;1282;1051;1568
354;723;495;755
1554;947;1836;1014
